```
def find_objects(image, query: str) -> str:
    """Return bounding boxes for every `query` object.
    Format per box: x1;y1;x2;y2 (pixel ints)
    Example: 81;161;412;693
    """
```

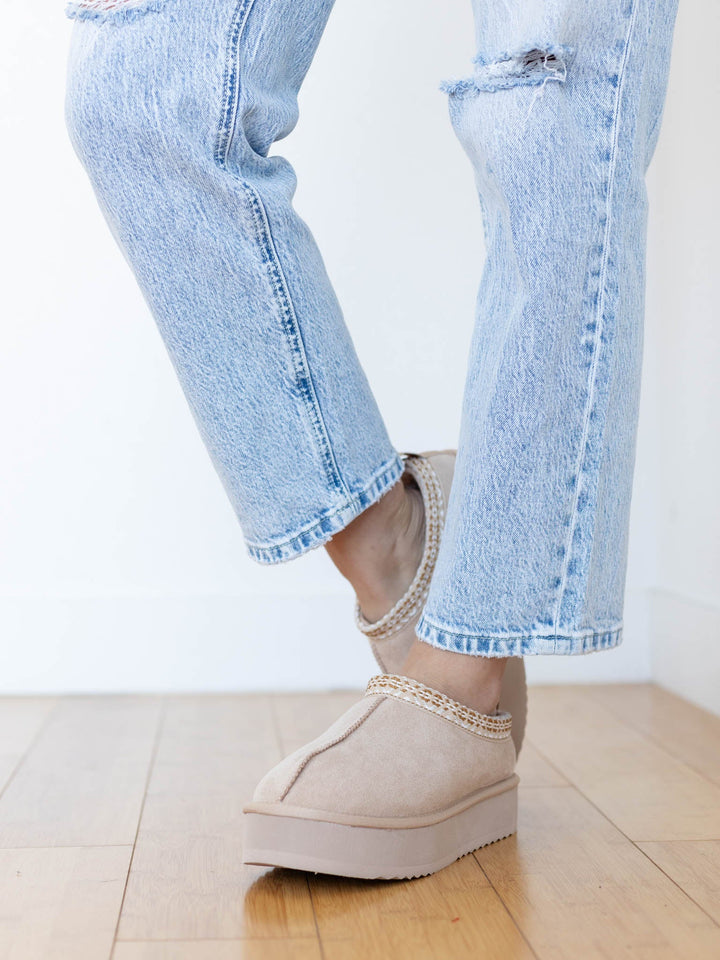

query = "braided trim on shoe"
365;674;512;740
354;454;445;643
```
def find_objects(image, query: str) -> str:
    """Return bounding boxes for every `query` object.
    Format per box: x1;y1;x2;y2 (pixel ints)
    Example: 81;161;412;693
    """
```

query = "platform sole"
243;776;518;880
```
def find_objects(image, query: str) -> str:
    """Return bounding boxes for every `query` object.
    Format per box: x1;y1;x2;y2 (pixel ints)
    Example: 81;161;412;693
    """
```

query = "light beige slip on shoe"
243;674;518;880
356;450;528;757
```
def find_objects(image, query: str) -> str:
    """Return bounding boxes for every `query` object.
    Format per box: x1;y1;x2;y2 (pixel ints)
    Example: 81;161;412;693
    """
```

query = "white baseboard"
650;589;720;717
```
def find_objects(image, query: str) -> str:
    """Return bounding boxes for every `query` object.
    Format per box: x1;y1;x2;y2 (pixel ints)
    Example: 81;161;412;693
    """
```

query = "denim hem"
415;615;623;656
245;453;405;565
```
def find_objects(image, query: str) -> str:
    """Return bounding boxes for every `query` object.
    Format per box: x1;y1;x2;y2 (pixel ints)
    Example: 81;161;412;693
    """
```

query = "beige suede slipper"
355;451;528;757
243;674;518;880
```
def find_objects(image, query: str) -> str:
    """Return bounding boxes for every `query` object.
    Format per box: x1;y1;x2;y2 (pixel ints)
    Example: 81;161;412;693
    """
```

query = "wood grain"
0;685;718;959
117;695;317;942
112;939;322;960
0;697;56;795
0;845;131;960
638;840;720;925
310;849;534;960
477;786;720;960
515;741;568;787
525;685;720;840
0;697;162;847
588;683;720;785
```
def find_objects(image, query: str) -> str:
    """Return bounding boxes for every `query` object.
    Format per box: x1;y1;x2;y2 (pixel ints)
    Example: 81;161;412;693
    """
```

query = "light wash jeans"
64;0;679;657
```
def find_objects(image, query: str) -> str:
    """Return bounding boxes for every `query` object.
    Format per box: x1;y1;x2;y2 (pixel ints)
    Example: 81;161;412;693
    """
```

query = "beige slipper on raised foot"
355;450;528;758
243;674;518;880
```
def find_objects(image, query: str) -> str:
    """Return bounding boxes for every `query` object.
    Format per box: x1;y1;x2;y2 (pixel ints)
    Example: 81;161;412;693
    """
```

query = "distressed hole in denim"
441;43;573;98
65;0;170;23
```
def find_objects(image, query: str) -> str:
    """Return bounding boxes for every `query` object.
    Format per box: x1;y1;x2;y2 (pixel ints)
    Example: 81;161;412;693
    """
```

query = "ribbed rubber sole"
243;778;518;880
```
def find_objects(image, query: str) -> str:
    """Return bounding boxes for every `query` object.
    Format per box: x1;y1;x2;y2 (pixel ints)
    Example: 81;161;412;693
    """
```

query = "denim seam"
245;453;404;564
553;1;639;635
242;183;351;497
213;0;350;500
416;615;623;657
214;0;257;168
248;453;401;546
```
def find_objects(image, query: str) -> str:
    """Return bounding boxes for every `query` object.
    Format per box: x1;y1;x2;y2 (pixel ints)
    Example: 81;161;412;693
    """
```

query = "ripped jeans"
64;0;678;657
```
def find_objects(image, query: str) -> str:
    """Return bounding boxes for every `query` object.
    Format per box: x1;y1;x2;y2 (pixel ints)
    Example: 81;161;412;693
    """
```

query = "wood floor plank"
112;939;322;960
476;786;720;960
310;849;534;960
637;841;720;926
1;685;716;959
525;686;720;840
146;694;280;797
0;698;56;795
516;741;568;787
117;695;317;942
587;684;720;785
118;798;316;942
0;845;131;960
0;697;162;847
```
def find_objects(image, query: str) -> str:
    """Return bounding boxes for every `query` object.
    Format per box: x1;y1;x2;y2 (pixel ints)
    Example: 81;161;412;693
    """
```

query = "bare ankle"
401;641;507;716
325;477;425;622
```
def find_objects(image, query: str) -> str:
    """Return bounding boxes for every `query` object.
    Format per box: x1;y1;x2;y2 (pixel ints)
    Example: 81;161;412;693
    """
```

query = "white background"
1;0;718;711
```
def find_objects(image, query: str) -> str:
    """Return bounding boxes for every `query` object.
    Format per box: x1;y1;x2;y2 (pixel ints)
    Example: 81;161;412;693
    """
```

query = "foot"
325;471;425;623
243;673;518;880
337;451;527;757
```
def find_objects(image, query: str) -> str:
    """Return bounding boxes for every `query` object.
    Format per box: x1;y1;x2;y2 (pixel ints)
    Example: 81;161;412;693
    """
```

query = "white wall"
1;0;713;698
642;0;720;716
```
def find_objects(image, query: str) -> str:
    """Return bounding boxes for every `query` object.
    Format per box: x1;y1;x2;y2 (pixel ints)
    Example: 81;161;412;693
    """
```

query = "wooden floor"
1;684;720;959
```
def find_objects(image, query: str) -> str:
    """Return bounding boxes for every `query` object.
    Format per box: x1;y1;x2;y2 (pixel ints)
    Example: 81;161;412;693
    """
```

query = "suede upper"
252;676;516;819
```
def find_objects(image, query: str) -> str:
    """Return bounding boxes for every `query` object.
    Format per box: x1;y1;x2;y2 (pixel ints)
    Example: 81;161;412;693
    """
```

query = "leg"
241;0;682;880
64;0;403;562
414;0;679;665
